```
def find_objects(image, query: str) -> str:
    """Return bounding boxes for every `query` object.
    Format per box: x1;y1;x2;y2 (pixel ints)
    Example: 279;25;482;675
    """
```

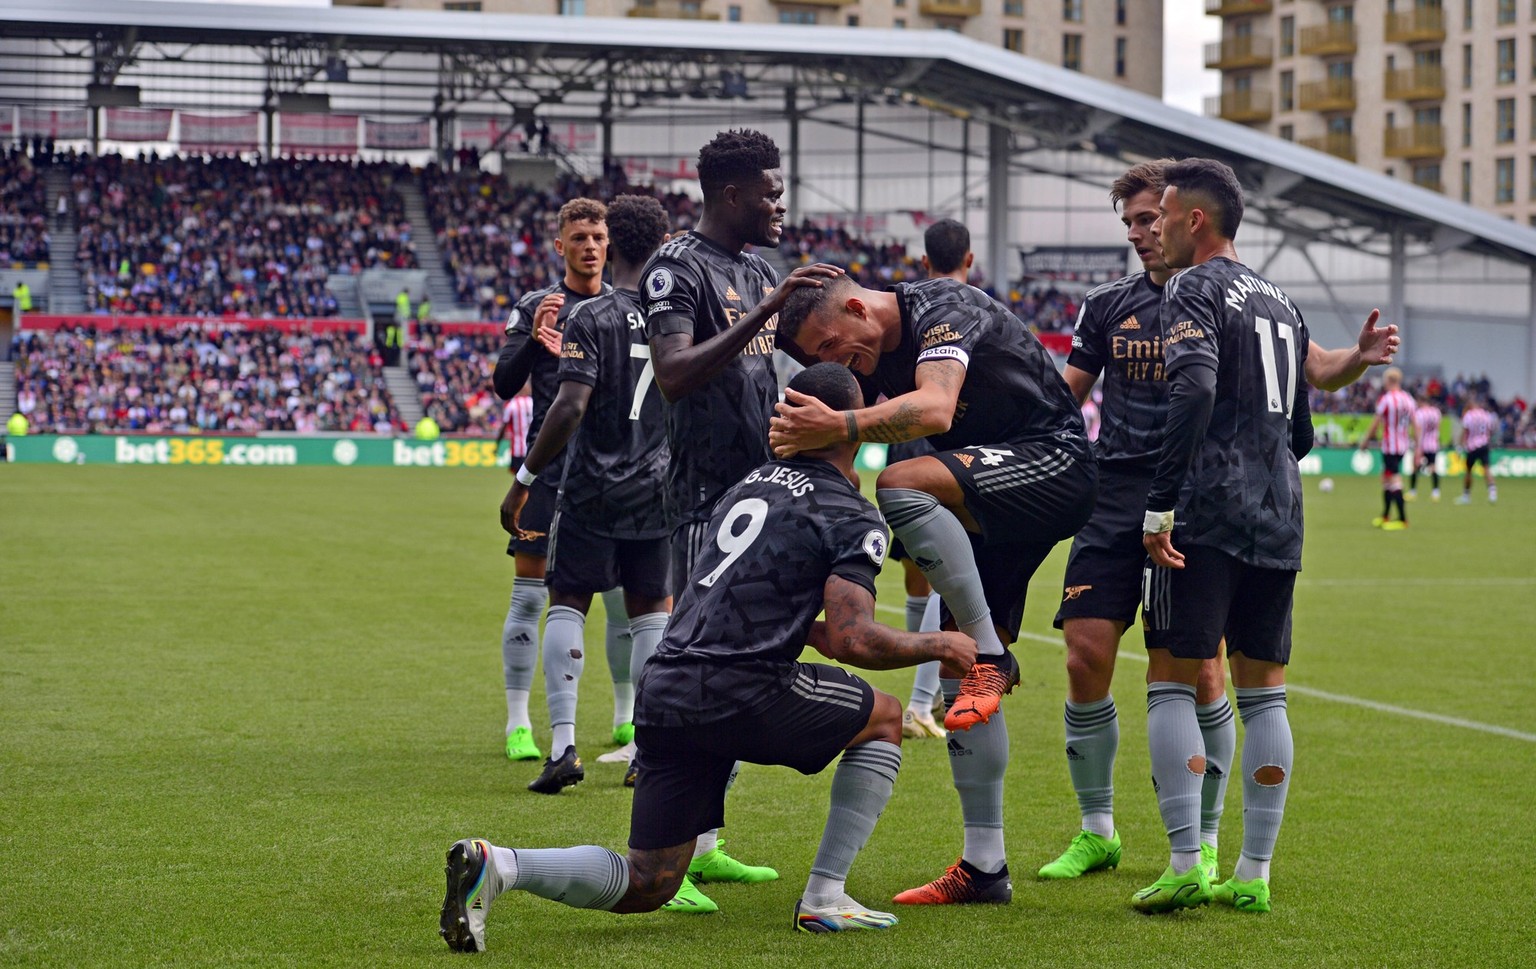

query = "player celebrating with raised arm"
773;268;1097;906
439;364;977;951
1044;158;1400;884
1358;367;1416;530
492;199;634;765
1138;158;1313;915
638;128;840;901
502;195;674;801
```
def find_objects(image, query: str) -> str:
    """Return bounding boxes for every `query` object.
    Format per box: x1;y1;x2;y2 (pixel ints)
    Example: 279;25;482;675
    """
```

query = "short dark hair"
1163;157;1244;239
776;273;855;353
1110;158;1174;209
605;194;669;265
923;219;971;274
785;362;861;414
697;129;781;196
558;197;607;229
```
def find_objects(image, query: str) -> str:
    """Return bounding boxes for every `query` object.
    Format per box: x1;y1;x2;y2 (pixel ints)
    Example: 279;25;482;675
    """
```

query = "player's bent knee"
611;844;694;913
857;690;905;747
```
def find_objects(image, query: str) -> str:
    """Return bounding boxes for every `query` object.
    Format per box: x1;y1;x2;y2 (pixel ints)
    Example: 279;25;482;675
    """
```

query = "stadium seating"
66;153;417;317
12;324;402;434
409;324;503;435
1;147;51;265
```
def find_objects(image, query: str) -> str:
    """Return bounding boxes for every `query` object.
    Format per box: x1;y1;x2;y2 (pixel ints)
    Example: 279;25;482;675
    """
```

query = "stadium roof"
6;0;1536;268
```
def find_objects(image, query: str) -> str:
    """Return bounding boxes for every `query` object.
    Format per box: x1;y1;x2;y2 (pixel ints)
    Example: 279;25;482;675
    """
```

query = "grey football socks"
1147;681;1203;871
1064;696;1118;838
909;594;942;712
803;740;903;906
488;844;629;911
943;677;1008;873
600;588;634;726
904;594;928;632
542;605;586;754
1235;686;1292;880
502;576;547;733
876;488;1004;655
1197;696;1236;847
628;611;669;681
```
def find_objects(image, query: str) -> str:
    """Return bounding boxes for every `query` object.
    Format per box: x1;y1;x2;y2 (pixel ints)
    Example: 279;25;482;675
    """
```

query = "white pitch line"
872;604;1536;743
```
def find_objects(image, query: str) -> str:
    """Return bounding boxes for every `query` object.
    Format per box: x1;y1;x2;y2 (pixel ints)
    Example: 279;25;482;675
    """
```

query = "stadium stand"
1;147;52;265
12;323;402;434
65;153;417;317
409;323;503;435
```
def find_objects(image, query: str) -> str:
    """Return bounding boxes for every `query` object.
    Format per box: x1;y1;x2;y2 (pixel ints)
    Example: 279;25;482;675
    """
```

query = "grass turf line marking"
872;604;1536;743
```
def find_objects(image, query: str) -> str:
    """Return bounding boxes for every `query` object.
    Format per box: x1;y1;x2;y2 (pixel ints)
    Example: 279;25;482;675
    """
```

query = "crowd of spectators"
421;163;697;319
12;325;402;434
409;324;504;435
1311;371;1534;447
1;147;51;265
67;153;417;317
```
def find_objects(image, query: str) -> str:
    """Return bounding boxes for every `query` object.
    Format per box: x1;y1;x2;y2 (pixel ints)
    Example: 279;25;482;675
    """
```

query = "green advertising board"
8;435;1536;478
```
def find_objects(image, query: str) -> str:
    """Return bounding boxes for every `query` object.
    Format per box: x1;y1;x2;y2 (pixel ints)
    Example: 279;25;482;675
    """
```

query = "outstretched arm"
811;574;976;677
1306;309;1399;391
500;380;592;536
769;359;964;457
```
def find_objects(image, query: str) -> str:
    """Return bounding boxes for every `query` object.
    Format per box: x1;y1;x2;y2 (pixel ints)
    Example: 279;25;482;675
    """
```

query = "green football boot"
1213;875;1271;913
504;727;541;762
1130;864;1212;914
688;839;780;884
660;877;719;914
1200;843;1219;883
1037;830;1123;879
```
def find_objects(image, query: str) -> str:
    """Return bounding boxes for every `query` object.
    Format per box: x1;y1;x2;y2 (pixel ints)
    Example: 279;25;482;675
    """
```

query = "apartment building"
335;0;1161;99
1207;0;1536;222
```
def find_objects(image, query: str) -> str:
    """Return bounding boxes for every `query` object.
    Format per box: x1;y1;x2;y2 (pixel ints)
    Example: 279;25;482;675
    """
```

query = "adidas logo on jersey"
954;453;974;468
724;285;741;301
1119;315;1141;330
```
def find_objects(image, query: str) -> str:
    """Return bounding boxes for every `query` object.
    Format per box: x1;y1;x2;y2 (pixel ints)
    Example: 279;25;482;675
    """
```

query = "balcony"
1205;89;1273;123
1384;124;1445;159
1205;0;1272;14
920;0;981;17
1384;65;1446;101
1298;22;1357;56
1300;132;1357;161
1204;35;1274;70
627;0;721;17
1299;77;1356;112
1385;7;1446;44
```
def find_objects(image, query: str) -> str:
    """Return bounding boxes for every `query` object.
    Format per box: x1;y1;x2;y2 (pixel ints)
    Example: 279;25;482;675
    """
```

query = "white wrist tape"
515;464;538;486
1143;510;1175;535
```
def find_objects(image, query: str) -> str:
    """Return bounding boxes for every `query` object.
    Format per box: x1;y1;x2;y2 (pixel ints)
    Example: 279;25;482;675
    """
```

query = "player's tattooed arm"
769;359;963;456
812;575;978;675
610;841;696;914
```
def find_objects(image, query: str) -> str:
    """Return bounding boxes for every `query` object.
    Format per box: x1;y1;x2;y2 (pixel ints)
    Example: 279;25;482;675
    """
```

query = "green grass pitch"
2;465;1533;967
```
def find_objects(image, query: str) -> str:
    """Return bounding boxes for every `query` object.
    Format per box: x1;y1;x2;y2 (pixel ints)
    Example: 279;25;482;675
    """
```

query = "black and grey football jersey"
556;288;669;539
1149;257;1311;570
641;231;781;526
1068;271;1168;469
634;458;887;727
867;278;1089;454
495;280;611;479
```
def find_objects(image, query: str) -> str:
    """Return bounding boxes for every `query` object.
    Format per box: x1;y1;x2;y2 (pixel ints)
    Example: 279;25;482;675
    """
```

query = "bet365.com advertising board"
8;435;1536;477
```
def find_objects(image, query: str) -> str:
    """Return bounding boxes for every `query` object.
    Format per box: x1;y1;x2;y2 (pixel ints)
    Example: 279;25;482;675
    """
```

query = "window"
1496;157;1516;203
1004;28;1024;53
727;4;741;19
1116;0;1126;26
1279;124;1294;140
1116;37;1127;77
1498;0;1516;24
1280;16;1295;57
1063;33;1082;71
1529;156;1536;199
1004;0;1023;15
1327;3;1353;24
1463;44;1474;89
1414;105;1442;127
846;13;858;25
779;8;816;23
1279;71;1294;111
1328;115;1353;135
1063;0;1083;22
444;1;482;9
1498;39;1516;84
1498;98;1517;142
894;17;906;27
1463;102;1472;146
1414;163;1441;191
1386;109;1396;128
1327;60;1354;81
1461;160;1472;202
